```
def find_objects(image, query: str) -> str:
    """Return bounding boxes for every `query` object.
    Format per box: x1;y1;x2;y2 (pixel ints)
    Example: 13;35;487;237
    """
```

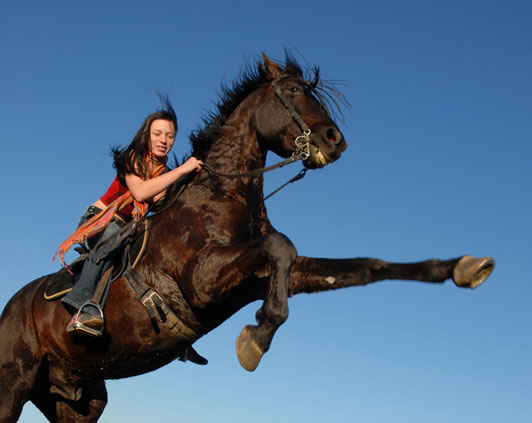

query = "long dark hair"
112;94;178;183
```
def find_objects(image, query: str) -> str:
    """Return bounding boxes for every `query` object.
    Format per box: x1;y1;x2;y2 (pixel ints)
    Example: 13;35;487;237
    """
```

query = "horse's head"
254;54;347;169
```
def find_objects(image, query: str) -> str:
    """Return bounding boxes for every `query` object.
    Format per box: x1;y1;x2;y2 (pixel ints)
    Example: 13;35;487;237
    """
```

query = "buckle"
142;291;166;322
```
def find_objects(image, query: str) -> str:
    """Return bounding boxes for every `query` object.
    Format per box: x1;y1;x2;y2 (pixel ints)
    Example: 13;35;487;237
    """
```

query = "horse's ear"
262;52;283;79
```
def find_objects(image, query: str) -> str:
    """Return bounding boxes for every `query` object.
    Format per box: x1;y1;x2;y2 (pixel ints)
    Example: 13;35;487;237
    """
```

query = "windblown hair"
190;52;349;160
112;94;178;183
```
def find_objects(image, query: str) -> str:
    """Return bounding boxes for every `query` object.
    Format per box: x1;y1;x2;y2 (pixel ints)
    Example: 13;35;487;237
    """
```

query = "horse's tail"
0;277;47;421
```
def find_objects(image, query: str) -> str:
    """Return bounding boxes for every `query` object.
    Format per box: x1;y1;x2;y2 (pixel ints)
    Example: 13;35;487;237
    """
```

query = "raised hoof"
453;255;495;289
236;325;264;372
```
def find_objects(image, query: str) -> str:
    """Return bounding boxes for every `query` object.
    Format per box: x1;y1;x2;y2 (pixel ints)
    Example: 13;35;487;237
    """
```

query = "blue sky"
1;1;531;422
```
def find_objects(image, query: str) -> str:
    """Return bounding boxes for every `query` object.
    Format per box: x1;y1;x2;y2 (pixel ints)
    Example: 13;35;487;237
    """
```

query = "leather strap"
91;265;114;305
124;267;196;341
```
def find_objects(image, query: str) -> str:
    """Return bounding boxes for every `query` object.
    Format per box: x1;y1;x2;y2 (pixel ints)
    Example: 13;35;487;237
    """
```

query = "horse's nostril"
325;128;341;144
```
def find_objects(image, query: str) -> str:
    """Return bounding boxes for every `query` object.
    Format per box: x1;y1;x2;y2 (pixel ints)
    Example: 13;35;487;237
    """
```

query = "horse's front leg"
288;255;495;296
190;232;297;372
236;232;297;371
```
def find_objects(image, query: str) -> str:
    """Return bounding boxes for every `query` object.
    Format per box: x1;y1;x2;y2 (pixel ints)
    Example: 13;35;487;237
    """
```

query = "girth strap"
123;267;196;341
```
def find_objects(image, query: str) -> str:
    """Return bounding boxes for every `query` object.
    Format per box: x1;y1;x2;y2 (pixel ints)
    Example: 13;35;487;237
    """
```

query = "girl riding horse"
54;98;203;337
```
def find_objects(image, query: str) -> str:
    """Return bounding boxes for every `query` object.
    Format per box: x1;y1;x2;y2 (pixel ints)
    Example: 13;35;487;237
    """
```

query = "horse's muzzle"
305;126;346;168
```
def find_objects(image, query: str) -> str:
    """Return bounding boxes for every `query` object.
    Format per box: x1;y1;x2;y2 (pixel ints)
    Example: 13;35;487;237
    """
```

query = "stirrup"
67;302;105;337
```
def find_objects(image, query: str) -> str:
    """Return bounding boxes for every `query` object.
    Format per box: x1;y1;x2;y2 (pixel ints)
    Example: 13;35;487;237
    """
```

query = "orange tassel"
53;163;165;267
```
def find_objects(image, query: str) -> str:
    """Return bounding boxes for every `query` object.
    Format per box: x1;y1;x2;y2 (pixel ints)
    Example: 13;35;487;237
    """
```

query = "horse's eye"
289;86;302;94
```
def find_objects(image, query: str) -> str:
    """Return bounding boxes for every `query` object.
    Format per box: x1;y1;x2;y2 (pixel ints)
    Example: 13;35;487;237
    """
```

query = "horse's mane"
189;52;349;160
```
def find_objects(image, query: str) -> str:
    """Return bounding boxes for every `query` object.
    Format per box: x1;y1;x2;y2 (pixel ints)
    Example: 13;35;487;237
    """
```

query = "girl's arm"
125;157;203;203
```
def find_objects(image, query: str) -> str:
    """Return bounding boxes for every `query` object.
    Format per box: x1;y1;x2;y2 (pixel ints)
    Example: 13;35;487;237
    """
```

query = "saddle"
44;220;150;301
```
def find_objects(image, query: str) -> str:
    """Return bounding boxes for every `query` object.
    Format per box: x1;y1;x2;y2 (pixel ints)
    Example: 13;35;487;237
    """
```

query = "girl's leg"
61;221;122;336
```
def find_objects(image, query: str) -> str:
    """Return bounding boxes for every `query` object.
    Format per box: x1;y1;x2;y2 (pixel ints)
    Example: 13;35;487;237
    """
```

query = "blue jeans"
61;206;123;316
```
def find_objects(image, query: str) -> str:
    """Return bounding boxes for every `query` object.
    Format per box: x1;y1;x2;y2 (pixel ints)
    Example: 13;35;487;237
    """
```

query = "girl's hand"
181;157;204;174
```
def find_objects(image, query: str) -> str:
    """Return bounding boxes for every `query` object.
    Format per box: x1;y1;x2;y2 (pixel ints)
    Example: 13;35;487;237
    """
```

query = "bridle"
201;76;312;191
270;76;312;143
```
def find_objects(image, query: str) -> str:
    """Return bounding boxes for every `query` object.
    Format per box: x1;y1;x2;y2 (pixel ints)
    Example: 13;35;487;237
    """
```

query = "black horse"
0;53;494;422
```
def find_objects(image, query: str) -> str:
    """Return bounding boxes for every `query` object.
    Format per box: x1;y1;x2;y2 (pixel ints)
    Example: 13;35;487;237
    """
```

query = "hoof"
453;255;495;289
236;325;264;372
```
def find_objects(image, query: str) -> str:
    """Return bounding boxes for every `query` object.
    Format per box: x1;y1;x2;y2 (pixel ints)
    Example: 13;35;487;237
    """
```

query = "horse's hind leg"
236;233;297;371
31;380;108;423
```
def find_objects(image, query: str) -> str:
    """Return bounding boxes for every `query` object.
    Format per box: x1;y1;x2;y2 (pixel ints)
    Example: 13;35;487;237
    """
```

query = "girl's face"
149;119;176;159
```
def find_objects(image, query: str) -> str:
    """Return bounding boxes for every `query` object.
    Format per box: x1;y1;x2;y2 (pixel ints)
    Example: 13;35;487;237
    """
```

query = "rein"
200;75;313;200
201;138;308;179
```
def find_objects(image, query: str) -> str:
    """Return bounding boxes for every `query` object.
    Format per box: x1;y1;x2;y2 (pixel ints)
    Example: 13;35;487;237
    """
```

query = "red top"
100;174;134;221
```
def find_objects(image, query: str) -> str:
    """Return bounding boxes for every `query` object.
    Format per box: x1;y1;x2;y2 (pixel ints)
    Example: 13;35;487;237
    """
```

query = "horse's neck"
194;91;267;197
204;102;265;175
148;117;273;271
205;130;264;174
201;127;265;206
185;90;272;232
